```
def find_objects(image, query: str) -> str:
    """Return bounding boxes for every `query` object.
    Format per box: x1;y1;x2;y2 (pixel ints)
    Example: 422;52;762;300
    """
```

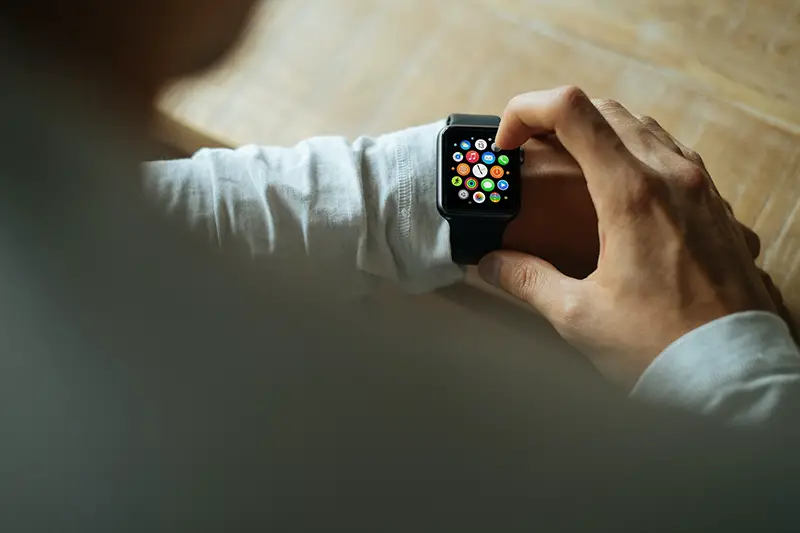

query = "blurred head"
2;0;260;99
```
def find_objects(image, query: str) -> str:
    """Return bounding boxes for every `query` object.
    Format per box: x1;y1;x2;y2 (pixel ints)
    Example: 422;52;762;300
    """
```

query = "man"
2;1;799;531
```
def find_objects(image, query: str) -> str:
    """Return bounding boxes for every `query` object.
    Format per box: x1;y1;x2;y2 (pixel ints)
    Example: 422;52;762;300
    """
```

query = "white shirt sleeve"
630;311;800;425
143;121;463;297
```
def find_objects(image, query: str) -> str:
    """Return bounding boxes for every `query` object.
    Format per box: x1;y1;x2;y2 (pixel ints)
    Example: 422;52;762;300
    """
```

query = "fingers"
500;89;761;263
497;87;633;174
590;99;687;172
657;128;725;199
716;196;759;259
632;114;707;172
496;87;639;214
666;135;707;171
639;105;764;262
661;131;728;203
520;136;583;180
740;223;762;259
719;195;761;259
478;251;578;324
633;114;681;153
630;111;729;205
758;269;797;342
760;269;783;308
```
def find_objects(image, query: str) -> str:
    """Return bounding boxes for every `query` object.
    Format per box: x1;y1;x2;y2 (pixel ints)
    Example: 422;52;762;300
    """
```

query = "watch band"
447;113;501;127
448;217;507;265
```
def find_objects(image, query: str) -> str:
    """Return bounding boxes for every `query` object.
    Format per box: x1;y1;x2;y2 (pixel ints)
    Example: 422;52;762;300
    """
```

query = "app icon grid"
451;139;510;203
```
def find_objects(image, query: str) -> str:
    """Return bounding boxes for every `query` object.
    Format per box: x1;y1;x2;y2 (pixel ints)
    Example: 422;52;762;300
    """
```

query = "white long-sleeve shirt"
4;37;800;531
145;122;800;425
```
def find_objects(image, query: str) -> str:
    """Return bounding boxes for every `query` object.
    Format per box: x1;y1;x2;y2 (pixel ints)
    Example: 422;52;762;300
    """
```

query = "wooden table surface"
158;0;800;313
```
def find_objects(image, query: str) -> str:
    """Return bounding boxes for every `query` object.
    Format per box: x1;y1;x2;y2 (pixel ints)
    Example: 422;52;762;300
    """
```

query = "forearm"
143;122;462;296
631;312;800;425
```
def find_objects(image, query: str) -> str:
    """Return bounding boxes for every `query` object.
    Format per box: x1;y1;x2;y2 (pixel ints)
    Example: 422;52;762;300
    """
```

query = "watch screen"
440;126;521;216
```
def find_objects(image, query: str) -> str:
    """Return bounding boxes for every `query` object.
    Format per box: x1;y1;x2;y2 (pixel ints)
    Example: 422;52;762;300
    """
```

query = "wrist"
502;167;599;279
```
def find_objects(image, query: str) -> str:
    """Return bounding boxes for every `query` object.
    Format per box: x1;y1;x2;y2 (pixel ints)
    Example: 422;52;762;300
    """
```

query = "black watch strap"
445;113;507;265
449;217;507;265
447;113;501;127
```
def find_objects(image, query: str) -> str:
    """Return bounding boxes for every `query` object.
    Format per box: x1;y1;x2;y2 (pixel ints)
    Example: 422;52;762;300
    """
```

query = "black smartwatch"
437;113;522;265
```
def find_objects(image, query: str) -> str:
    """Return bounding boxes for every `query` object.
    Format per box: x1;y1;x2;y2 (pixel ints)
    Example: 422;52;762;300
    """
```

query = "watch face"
439;125;521;217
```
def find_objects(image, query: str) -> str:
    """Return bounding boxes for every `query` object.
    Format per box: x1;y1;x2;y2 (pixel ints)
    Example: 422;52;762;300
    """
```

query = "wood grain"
158;0;800;313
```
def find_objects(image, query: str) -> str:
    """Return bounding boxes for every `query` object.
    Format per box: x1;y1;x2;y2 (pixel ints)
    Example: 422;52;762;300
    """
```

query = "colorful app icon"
473;191;486;204
481;179;495;192
490;192;502;203
457;163;471;176
453;152;464;162
458;189;470;200
498;154;510;166
465;150;480;164
490;165;505;179
475;139;488;151
472;164;488;178
460;140;471;150
464;177;478;190
451;176;463;186
497;179;509;191
482;152;496;165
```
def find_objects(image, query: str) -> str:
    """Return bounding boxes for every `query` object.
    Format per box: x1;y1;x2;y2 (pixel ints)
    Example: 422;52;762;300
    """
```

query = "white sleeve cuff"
378;121;464;293
630;311;800;424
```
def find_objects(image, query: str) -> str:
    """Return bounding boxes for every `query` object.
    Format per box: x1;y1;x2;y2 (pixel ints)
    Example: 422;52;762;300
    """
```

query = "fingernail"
478;255;501;287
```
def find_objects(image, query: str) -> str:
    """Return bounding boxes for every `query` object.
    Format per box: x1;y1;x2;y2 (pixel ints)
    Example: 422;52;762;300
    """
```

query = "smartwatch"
437;114;522;265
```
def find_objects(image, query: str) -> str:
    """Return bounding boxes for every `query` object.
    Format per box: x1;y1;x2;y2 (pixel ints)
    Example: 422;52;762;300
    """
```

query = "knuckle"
682;147;705;167
636;115;659;127
555;85;591;113
695;153;707;167
742;224;761;254
593;98;622;115
634;125;659;148
760;270;781;292
683;148;700;160
676;164;709;192
626;183;654;212
557;291;585;326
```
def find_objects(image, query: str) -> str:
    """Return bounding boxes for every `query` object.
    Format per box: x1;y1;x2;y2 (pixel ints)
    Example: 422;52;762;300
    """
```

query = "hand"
480;87;777;389
504;115;770;298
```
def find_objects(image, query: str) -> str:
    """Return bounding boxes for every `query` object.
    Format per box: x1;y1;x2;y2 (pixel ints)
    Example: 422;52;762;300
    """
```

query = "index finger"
496;87;638;203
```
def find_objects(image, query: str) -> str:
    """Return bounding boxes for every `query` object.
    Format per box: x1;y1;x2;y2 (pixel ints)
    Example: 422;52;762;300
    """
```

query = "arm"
143;122;463;297
631;311;800;425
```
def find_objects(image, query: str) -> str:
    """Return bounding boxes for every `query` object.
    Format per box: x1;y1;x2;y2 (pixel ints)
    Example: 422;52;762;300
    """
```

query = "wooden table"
158;0;800;314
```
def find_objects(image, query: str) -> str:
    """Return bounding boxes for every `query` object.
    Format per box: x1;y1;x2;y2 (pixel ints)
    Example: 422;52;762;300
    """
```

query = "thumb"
478;251;574;321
